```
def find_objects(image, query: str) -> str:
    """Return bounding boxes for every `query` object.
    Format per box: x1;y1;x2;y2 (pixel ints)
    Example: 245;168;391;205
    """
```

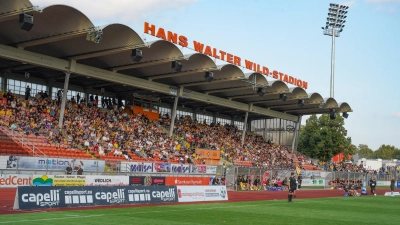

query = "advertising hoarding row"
120;162;217;174
14;185;178;210
14;185;229;210
1;174;213;187
4;156;105;172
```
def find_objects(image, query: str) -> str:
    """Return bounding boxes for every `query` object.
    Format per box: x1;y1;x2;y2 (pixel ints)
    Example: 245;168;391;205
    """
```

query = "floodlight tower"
321;3;349;98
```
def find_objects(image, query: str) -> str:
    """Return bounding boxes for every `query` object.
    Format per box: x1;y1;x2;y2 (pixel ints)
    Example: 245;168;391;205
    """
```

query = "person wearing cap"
288;172;297;202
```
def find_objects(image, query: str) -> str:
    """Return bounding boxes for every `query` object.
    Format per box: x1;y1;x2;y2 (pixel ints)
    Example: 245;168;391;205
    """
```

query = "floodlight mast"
322;3;349;98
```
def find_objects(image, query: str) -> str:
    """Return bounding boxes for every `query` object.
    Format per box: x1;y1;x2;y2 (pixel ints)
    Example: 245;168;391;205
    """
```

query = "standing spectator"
65;164;72;175
57;89;62;105
369;177;376;196
95;95;98;106
76;165;83;175
77;93;81;103
298;174;303;190
25;86;31;100
288;172;296;203
390;177;396;196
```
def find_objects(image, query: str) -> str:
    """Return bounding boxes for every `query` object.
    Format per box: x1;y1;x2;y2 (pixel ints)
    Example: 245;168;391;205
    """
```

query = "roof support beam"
111;57;184;72
0;44;299;122
181;77;245;87
205;86;250;94
68;46;131;60
16;30;90;49
149;66;218;81
149;69;212;81
0;7;37;23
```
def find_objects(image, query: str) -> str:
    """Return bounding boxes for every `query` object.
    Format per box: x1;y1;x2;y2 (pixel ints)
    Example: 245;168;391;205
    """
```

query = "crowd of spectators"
1;88;299;169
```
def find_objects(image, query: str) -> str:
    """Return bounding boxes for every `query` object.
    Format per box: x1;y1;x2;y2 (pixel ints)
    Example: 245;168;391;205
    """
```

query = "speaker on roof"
343;112;349;119
19;13;34;31
171;61;182;72
131;49;142;62
329;108;336;120
204;71;214;82
257;87;265;96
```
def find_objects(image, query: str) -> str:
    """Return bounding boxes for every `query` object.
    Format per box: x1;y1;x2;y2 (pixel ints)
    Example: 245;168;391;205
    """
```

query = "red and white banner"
177;186;205;202
176;186;228;202
0;174;32;188
166;177;210;186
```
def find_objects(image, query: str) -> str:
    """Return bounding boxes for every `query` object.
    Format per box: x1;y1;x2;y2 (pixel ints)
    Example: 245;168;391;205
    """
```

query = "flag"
296;166;301;175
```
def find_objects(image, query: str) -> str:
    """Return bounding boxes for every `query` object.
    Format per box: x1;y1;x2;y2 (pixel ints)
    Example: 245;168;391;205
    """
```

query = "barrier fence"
225;167;400;191
0;156;222;176
14;185;229;210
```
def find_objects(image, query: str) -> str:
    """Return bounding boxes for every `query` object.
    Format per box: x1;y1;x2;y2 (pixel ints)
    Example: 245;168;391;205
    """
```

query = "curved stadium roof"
0;2;352;122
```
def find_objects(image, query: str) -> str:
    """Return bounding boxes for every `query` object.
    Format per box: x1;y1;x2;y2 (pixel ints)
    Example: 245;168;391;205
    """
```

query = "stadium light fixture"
321;3;349;98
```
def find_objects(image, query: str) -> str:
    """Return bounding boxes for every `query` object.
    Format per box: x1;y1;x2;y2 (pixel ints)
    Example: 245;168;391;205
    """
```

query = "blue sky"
33;0;400;150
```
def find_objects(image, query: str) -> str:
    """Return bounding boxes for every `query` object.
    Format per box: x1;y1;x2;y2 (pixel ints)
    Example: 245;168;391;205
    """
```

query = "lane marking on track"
0;200;330;224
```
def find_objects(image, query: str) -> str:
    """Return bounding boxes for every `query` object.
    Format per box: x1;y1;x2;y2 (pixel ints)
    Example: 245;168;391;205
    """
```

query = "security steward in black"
288;172;297;202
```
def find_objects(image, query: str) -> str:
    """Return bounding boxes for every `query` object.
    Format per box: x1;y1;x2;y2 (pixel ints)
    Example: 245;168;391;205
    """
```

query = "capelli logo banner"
15;186;179;210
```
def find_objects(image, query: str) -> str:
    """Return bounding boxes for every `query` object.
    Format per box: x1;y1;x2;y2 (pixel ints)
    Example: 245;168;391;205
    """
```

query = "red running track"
0;188;391;215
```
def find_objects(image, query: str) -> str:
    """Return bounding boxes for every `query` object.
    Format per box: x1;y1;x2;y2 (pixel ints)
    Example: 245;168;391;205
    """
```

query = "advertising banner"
15;185;178;210
191;165;217;174
129;176;145;185
85;176;129;186
122;162;154;173
206;166;217;174
176;186;228;202
129;176;166;186
300;171;330;178
120;162;190;174
397;182;400;189
301;179;325;187
32;175;86;186
14;157;105;172
203;186;228;201
376;181;391;186
176;186;205;202
165;177;210;186
0;174;32;188
195;149;220;159
191;165;207;174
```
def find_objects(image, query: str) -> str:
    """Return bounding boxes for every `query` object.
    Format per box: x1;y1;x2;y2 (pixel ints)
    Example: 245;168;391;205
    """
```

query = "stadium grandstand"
0;1;352;173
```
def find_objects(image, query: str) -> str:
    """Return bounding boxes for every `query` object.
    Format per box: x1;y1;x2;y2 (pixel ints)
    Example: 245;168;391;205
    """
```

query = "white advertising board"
176;186;228;202
86;176;129;186
301;179;325;187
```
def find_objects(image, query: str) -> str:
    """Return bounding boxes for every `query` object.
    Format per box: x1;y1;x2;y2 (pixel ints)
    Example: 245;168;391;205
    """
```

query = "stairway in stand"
0;129;30;156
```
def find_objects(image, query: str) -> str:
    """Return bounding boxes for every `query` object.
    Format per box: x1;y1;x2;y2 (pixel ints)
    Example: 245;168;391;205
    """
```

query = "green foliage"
298;114;354;162
374;144;400;159
356;144;375;159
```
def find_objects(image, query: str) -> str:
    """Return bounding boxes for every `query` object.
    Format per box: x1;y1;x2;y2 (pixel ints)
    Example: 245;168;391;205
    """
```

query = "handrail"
0;126;46;157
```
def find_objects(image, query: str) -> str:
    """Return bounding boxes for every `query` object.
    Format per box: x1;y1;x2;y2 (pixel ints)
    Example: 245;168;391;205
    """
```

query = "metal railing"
1;126;46;157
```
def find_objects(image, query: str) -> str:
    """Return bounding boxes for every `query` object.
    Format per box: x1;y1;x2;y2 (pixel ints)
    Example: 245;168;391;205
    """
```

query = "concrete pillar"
241;112;249;145
169;97;179;137
58;73;70;129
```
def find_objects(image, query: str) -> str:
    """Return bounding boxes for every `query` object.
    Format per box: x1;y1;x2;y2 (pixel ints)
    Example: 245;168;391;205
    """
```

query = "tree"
356;144;375;159
374;144;400;159
298;114;354;162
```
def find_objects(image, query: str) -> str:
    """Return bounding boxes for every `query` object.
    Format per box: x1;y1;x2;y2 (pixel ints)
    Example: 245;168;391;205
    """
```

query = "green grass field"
0;196;398;225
